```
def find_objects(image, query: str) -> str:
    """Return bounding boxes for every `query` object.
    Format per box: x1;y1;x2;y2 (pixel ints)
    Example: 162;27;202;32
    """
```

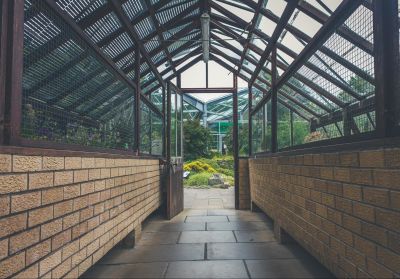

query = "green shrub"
184;172;213;186
184;161;217;173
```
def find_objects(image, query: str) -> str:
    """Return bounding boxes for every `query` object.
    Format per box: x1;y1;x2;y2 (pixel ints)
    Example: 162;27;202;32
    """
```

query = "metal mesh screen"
250;3;377;153
251;101;271;154
22;1;136;150
277;102;291;150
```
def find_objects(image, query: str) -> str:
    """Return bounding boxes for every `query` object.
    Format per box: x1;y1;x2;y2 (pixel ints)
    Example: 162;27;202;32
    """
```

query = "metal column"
248;85;252;156
373;0;400;137
1;0;24;145
134;50;141;155
233;75;239;209
271;47;278;153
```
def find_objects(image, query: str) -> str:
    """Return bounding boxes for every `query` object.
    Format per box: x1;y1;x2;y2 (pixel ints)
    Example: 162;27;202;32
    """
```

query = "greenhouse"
0;0;399;278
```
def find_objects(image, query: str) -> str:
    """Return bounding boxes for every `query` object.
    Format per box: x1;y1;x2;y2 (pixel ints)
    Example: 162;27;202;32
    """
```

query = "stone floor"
84;189;333;278
184;187;235;209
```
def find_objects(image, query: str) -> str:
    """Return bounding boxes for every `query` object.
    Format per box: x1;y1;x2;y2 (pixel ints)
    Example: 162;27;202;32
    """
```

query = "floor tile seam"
162;262;170;278
178;241;281;244
206;256;301;261
97;257;300;266
176;231;183;244
232;230;238;242
243;259;252;279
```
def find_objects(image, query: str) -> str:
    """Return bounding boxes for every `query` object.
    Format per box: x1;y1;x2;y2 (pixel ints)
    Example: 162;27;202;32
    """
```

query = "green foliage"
349;76;374;94
184;156;234;176
184;161;217;173
184;172;213;187
21;103;134;150
183;155;234;187
183;119;212;161
293;120;309;146
224;125;249;156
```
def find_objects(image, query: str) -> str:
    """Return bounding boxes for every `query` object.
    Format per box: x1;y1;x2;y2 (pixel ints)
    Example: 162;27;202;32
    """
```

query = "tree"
224;124;249;156
183;119;212;161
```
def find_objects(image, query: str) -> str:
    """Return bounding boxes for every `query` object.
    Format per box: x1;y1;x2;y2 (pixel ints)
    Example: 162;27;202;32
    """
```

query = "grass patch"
184;172;213;187
184;155;235;187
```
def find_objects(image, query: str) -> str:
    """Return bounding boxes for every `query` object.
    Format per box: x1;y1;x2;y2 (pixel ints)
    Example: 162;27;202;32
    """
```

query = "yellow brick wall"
238;159;250;210
249;148;400;278
0;152;162;278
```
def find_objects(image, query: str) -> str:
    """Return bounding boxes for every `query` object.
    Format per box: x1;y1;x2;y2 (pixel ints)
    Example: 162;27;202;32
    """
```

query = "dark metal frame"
0;0;166;158
0;0;398;166
249;0;400;157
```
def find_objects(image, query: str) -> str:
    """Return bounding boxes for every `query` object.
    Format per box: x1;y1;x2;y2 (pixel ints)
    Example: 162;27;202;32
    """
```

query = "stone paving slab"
179;231;236;243
83;262;168;278
85;188;332;278
99;244;205;264
143;222;206;232
165;260;249;278
185;215;229;223
207;242;309;260
227;213;269;222
246;259;333;278
234;230;276;243
207;221;270;231
137;232;180;245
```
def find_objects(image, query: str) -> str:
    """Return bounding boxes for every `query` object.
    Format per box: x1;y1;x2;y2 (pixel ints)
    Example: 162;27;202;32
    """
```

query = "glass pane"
251;101;271;154
176;93;182;157
170;88;177;157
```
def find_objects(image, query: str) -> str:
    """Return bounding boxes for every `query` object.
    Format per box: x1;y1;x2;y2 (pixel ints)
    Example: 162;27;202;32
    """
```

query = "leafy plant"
183;119;212;161
184;161;217;173
184;172;213;187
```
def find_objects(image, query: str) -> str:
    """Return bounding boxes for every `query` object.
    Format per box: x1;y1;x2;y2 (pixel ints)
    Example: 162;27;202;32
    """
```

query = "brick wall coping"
251;136;400;158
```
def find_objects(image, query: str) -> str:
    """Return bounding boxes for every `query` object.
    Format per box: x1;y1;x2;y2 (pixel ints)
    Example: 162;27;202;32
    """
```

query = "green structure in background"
181;89;250;155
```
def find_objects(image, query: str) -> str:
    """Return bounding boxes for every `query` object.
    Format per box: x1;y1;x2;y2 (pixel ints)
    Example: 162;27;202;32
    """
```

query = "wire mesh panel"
151;110;163;156
140;102;151;154
270;2;376;148
251;101;271;154
22;0;136;150
140;85;164;156
277;102;291;150
292;112;309;146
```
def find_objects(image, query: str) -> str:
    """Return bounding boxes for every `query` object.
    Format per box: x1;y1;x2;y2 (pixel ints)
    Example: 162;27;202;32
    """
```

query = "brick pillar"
238;159;250;209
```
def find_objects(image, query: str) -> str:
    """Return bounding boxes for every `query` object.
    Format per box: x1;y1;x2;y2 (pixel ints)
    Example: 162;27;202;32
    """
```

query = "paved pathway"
184;187;235;209
84;189;333;278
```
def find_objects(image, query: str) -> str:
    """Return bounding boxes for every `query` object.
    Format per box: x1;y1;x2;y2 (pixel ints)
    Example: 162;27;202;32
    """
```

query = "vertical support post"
134;50;141;155
206;62;209;88
233;75;239;210
2;0;24;146
0;0;7;145
373;0;400;137
271;47;278;153
248;85;252;156
177;74;181;89
342;108;351;137
203;104;208;128
162;86;166;158
149;109;153;155
290;110;294;147
166;82;172;219
310;118;317;132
